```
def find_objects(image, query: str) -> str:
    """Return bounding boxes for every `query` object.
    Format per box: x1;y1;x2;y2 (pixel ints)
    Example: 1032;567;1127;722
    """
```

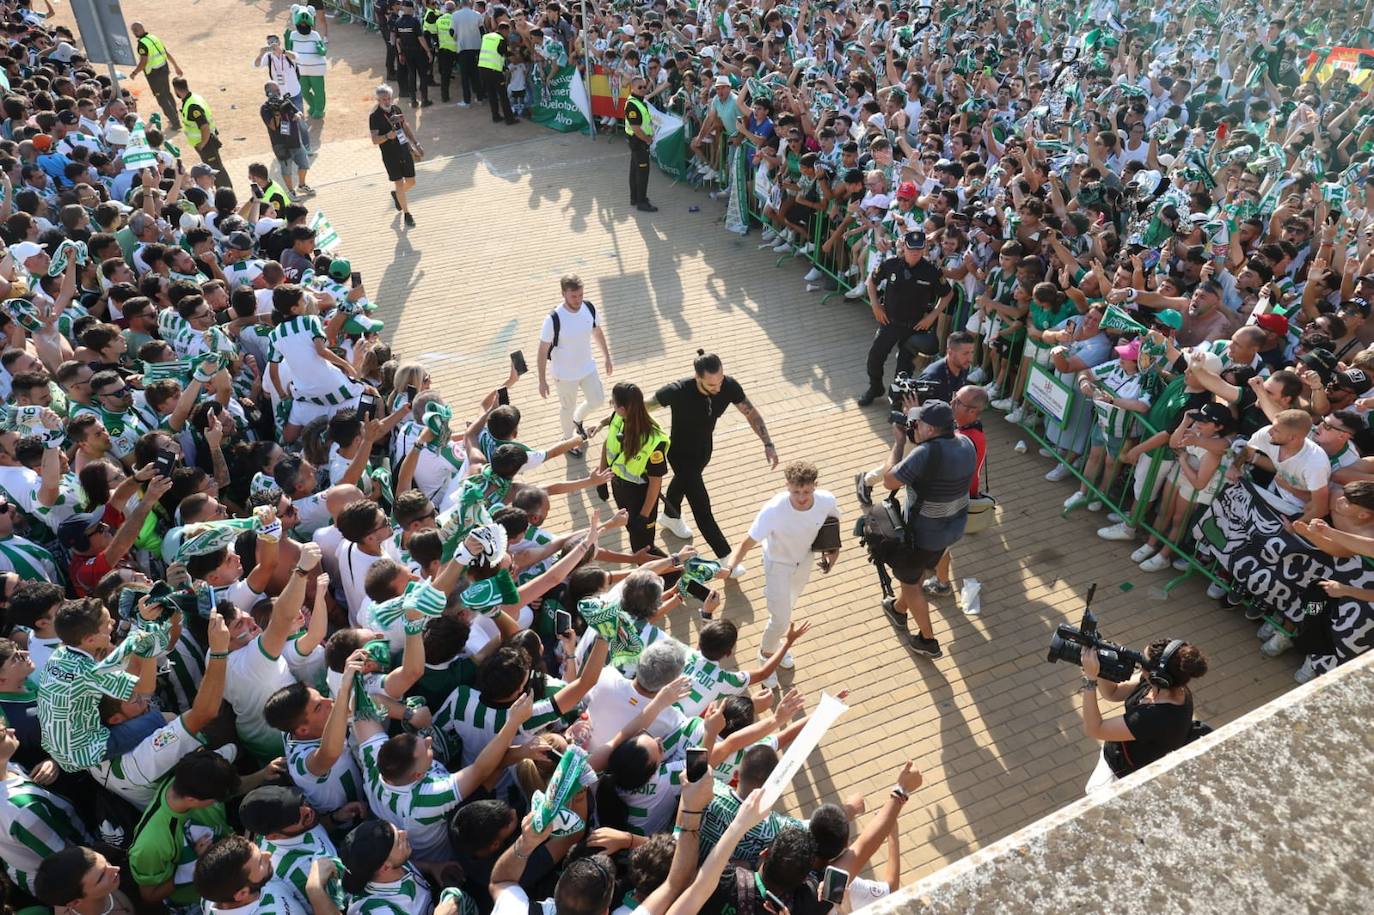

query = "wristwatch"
1080;677;1098;692
402;706;416;723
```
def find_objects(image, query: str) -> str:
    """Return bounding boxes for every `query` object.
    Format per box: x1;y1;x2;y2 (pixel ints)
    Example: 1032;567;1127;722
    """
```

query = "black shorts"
382;146;416;181
886;545;946;584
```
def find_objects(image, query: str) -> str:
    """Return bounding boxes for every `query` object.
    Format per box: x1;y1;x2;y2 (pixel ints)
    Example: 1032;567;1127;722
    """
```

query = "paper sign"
758;692;848;808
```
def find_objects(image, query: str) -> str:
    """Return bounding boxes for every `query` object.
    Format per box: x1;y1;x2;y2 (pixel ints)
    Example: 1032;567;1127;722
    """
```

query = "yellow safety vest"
179;92;216;146
477;31;505;71
139;34;169;71
624;95;653;139
605;414;669;484
423;8;441;35
262;181;291;209
436;13;457;51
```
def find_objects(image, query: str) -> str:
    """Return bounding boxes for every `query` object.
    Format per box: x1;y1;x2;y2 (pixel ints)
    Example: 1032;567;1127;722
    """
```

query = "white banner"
759;692;848;808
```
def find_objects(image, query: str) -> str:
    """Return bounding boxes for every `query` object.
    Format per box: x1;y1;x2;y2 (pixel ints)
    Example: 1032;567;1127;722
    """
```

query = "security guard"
858;230;952;406
478;19;517;124
172;77;232;189
599;382;670;554
129;22;182;132
394;0;433;107
421;0;442;78
434;1;459;103
624;77;655;212
248;163;292;211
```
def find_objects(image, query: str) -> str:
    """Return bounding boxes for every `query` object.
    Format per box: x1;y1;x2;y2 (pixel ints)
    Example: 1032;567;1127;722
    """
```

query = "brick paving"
61;0;1297;884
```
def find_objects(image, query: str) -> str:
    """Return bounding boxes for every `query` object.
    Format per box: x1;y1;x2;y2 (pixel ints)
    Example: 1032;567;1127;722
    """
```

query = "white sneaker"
772;239;793;253
1005;407;1024;423
762;228;777;242
984;384;1002;400
1129;544;1156;563
1207;582;1227;600
1260;630;1294;657
1063;491;1089;511
844;284;867;300
1107;512;1124;523
728;562;747;579
759;239;780;249
659;515;692;538
761;670;779;689
1097;523;1137;542
1087;501;1103;512
1172;558;1189;571
967;366;988;385
1038;448;1053;458
708;190;727;200
805;283;823;293
990;397;1014;411
1294;657;1318;684
846;264;860;277
1045;464;1072;482
760;649;795;670
796;243;815;257
1139;552;1172;572
455;101;470;108
1257;621;1276;641
803;266;823;282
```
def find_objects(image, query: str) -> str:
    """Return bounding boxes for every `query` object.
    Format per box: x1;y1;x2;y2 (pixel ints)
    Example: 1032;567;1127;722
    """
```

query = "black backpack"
547;301;597;350
859;438;943;561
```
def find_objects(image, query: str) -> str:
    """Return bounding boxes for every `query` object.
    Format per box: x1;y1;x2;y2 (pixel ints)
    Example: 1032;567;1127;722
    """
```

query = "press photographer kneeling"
1052;613;1210;793
876;400;978;658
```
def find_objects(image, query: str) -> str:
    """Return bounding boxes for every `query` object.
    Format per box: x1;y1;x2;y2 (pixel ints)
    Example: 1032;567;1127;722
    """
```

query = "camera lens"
1046;631;1083;666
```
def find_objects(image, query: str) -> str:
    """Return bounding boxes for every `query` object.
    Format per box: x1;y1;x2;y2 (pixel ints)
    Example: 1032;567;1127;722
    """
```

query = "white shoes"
1139;552;1172;572
1045;464;1072;482
805;283;823;293
1063;491;1089;511
1097;522;1136;541
1005;407;1024;424
1129;544;1156;563
455;101;470;108
762;228;777;242
728;562;747;579
759;649;795;670
772;237;794;253
990;397;1013;412
1294;657;1317;684
984;383;1002;401
659;514;692;538
1206;582;1227;600
804;266;823;282
1087;501;1104;512
844;284;867;299
1260;629;1293;657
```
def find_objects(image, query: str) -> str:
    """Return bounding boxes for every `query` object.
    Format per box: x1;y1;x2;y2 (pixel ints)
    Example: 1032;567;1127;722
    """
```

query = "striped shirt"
0;534;59;582
204;877;308;915
432;684;567;769
0;768;87;893
261;825;338;904
346;864;432;915
38;619;172;771
675;650;750;718
619;759;685;836
699;780;805;867
357;732;464;862
267;315;350;397
286;734;364;813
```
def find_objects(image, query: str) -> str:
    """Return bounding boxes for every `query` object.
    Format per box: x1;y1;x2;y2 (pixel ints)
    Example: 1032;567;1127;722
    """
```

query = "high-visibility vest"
262;181;291;209
139;34;169;71
605;413;669;484
436;13;457;51
624;95;653;139
423;8;441;35
179;92;216;146
477;31;505;71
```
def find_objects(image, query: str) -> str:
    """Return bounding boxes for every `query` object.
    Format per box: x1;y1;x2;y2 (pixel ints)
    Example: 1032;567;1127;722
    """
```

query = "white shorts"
1132;457;1175;505
287;387;363;427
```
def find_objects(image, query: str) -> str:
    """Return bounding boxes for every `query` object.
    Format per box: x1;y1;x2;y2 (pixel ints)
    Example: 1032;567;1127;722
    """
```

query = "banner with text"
531;65;592;134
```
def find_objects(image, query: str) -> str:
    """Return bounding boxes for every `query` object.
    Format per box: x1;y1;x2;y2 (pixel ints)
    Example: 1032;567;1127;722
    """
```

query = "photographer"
879;401;977;658
858;231;953;407
1080;640;1209;794
259;83;312;198
914;331;976;405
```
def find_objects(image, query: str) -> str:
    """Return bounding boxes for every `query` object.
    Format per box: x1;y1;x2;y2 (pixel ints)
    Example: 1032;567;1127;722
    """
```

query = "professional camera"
888;372;939;404
1046;587;1148;682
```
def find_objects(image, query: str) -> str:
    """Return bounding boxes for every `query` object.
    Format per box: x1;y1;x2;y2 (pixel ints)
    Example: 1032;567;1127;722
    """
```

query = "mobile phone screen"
351;271;362;288
497;386;510;406
404;384;418;405
510;350;528;375
822;867;849;904
686;579;712;602
358;394;376;420
555;609;573;633
685;746;708;782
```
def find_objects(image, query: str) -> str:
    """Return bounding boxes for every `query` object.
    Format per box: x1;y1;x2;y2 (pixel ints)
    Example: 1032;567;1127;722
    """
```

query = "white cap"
713;75;731;88
179;212;204;232
8;241;44;263
698;45;716;58
1157;153;1176;169
105;124;130;145
255;216;286;238
866;193;892;209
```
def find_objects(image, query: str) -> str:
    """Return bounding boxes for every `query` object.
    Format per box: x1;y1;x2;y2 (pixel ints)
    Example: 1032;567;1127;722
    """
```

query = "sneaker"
803;266;824;282
1087;501;1104;512
403;212;416;227
909;634;943;658
1005;407;1024;424
759;649;795;670
1260;629;1293;657
728;562;747;579
636;202;659;212
762;228;777;242
984;384;1002;401
882;596;907;628
1139;552;1172;572
567;446;585;459
805;283;823;293
659;514;692;538
1243;603;1265;621
1206;582;1227;600
772;239;794;253
761;670;780;689
758;239;780;249
968;366;988;385
844;284;867;300
455;101;470;108
1045;464;1072;482
990;397;1014;411
1107;512;1124;523
922;577;953;596
1129;544;1157;563
708;190;727;201
1257;621;1276;641
1172;558;1189;571
854;471;874;507
1038;448;1053;458
1097;523;1137;542
1294;657;1318;684
846;264;860;277
797;243;815;257
573;419;588;440
857;388;884;407
1063;491;1089;511
297;184;315;194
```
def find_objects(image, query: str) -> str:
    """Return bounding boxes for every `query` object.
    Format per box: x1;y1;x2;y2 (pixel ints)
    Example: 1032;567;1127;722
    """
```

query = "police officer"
393;0;433;107
625;76;655;212
129;22;182;132
434;1;459;103
599;382;670;554
478;19;517;124
858;230;953;406
378;0;400;80
172;77;231;188
421;0;443;80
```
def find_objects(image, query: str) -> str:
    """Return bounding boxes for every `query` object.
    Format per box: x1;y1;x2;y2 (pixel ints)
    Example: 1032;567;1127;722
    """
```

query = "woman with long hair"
598;382;669;554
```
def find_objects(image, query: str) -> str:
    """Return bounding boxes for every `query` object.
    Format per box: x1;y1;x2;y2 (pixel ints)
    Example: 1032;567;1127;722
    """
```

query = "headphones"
1147;639;1186;690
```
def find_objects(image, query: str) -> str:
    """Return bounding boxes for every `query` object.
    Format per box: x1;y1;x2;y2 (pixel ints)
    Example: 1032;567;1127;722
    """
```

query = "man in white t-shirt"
585;640;687;751
537;275;612;451
721;461;840;667
1235;411;1330;520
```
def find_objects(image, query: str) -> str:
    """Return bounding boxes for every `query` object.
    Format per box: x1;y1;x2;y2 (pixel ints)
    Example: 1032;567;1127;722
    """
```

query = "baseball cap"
1153;309;1183;330
896;181;918;200
1254;312;1289;335
225;231;255;252
1187;349;1223;375
865;193;892;210
1340;298;1372;318
1114;337;1142;360
190;163;216;179
329;258;353;281
1332;368;1372;394
58;512;106;550
914;399;953;429
339;819;397;894
254;217;286;238
8;241;44;263
1357;273;1374;285
1187;402;1234;429
1297;347;1337;381
238;786;306;836
903;229;926;250
31;134;52;152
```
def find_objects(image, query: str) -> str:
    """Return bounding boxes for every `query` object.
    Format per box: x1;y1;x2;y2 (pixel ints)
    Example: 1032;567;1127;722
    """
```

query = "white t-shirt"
539;303;598;381
89;716;219;807
586;667;684;751
747;489;840;565
225;636;296;761
335;539;396;626
1246;425;1331;515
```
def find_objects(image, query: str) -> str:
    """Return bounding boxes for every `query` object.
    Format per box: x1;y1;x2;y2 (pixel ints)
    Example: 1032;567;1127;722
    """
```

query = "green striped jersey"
675;650;750;718
619;759;686;836
285;735;364;813
698;780;805;867
713;736;778;785
203;877;309;915
432;684;567;769
0;534;59;582
267;316;325;362
0;769;87;893
345;865;432;915
1087;361;1150;439
357;732;463;862
261;825;338;903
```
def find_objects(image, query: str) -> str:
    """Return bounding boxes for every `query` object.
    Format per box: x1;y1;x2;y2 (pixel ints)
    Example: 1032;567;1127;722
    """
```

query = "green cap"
328;258;352;280
1154;309;1183;330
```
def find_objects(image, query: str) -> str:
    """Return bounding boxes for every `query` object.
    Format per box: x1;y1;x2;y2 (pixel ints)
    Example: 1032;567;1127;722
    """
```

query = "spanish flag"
588;65;631;119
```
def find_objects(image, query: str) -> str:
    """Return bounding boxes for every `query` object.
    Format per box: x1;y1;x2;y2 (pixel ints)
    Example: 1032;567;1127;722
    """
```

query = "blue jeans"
104;708;166;758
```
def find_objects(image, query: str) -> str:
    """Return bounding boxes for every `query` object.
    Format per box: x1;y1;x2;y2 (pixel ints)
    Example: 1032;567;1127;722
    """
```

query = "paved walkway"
61;0;1297;883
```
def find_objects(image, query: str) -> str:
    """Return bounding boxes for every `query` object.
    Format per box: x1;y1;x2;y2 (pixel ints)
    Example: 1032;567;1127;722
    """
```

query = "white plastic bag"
960;577;982;616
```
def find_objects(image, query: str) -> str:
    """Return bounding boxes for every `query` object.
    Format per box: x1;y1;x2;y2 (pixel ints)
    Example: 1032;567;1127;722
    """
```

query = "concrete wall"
869;651;1374;915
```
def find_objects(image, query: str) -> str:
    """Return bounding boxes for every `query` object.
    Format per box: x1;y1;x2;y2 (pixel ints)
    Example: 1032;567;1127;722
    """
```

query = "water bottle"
960;578;982;615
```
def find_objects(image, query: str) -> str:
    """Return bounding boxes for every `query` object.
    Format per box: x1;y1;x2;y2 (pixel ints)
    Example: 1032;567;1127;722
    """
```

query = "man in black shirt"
858;231;953;406
916;330;976;404
655;351;777;569
393;0;433;107
377;0;400;79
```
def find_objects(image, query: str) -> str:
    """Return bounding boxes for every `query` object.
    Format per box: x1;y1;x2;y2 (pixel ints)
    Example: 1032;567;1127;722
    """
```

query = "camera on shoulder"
888;371;939;404
1047;606;1148;683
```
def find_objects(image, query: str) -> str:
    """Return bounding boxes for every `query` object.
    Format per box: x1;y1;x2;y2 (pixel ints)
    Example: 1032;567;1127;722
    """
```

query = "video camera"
887;372;940;428
1046;585;1149;682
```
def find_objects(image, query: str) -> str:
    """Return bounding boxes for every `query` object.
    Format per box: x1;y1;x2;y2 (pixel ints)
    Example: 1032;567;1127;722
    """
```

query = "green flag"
1101;304;1148;335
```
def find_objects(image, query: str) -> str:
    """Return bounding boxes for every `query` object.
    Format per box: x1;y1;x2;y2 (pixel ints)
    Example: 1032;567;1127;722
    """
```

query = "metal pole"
582;0;594;140
107;62;122;99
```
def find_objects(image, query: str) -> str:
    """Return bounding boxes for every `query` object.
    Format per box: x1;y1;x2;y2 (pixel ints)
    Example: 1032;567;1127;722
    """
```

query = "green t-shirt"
128;781;231;905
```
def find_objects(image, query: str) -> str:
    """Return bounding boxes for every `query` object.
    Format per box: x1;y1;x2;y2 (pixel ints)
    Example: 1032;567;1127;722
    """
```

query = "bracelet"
292;566;309;576
208;651;229;660
763;441;774;449
679;809;703;815
513;840;529;860
673;826;699;836
890;786;909;801
1080;677;1099;692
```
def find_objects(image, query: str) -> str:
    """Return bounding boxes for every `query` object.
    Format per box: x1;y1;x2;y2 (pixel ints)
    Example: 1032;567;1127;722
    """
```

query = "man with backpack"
537;274;612;458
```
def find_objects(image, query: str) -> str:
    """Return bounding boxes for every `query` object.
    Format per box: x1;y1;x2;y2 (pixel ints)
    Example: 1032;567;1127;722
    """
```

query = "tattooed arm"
736;397;778;468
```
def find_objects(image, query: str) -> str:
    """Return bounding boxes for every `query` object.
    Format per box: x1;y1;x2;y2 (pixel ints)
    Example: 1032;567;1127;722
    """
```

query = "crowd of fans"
1;0;1373;913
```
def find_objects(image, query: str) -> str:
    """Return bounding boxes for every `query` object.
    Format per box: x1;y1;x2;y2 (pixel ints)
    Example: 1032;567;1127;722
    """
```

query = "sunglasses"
98;386;131;398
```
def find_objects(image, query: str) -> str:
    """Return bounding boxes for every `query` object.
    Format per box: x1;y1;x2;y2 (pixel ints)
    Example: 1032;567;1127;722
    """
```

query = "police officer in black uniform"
394;0;433;107
857;230;953;406
378;0;400;80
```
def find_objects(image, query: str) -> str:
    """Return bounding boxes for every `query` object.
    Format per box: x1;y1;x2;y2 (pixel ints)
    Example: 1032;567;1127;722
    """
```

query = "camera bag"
859;439;943;562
